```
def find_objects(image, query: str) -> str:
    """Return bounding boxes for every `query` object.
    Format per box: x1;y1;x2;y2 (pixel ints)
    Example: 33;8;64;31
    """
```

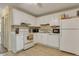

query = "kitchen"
0;3;79;56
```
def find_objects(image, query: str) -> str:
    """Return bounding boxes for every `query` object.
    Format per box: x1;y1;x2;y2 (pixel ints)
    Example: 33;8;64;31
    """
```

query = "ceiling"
0;3;79;17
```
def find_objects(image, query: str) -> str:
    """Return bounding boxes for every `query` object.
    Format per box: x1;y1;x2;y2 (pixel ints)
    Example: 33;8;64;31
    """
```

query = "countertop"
32;32;60;35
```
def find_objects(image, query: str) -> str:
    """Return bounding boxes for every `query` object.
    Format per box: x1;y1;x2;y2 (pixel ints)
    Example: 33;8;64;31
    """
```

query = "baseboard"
59;49;77;56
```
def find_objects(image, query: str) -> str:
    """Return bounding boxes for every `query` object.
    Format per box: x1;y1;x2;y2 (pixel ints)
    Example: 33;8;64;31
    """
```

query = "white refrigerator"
60;18;79;55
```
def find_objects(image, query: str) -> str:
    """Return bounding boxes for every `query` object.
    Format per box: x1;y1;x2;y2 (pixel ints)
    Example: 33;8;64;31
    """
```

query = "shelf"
61;16;79;20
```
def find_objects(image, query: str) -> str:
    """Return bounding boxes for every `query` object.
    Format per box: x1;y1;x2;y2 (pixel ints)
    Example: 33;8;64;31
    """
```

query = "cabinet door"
12;9;35;25
33;34;37;43
37;33;42;43
16;35;24;52
36;19;40;26
23;14;31;24
12;9;23;25
50;17;60;26
48;34;59;48
34;34;39;43
38;18;46;24
40;34;48;45
33;33;41;43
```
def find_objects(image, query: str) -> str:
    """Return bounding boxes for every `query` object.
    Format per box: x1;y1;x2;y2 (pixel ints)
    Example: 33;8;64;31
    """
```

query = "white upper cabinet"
29;17;36;26
37;15;51;25
49;16;60;26
11;7;79;26
36;14;60;26
12;9;35;25
12;9;23;25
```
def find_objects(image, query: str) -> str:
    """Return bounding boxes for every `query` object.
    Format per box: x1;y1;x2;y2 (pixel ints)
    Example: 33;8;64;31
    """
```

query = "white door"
60;30;79;54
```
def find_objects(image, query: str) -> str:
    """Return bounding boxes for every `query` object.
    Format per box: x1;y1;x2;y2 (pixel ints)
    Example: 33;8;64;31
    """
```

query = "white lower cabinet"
48;34;59;48
40;33;48;45
16;35;24;52
11;32;24;53
34;33;41;43
34;33;59;48
34;33;48;45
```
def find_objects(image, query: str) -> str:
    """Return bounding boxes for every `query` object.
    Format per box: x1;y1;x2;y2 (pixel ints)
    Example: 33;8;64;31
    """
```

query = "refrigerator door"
61;18;79;29
60;30;79;55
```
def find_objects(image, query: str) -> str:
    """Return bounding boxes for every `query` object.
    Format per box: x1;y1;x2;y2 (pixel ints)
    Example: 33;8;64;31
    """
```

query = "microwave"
53;29;60;33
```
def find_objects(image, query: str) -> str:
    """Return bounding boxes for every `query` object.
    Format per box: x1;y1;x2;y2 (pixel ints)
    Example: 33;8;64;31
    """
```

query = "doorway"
0;16;8;54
